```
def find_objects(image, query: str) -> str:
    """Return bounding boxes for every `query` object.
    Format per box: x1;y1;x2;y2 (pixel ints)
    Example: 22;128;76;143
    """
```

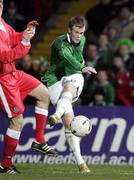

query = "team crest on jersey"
13;106;20;113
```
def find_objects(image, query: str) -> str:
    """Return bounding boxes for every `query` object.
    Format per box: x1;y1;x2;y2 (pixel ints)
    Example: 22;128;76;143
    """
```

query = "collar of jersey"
66;33;80;46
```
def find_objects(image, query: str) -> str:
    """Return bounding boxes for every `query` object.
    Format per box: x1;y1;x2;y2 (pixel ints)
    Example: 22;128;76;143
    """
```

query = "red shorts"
0;70;41;118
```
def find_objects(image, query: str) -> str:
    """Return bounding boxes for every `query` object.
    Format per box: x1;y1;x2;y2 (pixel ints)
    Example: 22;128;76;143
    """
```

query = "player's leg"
48;83;75;126
0;114;23;174
28;84;49;143
28;83;58;156
48;74;78;126
63;112;90;173
48;73;84;126
19;71;57;156
48;73;89;172
0;83;24;174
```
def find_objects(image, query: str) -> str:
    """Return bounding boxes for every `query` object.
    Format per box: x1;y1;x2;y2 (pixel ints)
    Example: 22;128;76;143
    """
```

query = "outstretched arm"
0;20;39;63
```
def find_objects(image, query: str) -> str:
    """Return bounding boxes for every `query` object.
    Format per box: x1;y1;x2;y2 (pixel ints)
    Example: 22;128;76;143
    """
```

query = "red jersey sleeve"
0;42;31;63
0;18;31;63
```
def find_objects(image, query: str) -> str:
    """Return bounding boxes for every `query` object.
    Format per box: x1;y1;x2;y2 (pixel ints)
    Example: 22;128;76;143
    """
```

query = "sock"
1;128;20;167
65;129;84;165
55;92;73;118
35;106;48;143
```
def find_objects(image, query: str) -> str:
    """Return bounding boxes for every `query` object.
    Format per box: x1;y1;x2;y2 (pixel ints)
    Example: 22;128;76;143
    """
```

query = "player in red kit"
0;0;57;174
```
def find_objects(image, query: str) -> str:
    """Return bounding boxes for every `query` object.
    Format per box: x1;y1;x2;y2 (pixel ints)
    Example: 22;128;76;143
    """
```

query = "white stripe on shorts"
0;84;12;118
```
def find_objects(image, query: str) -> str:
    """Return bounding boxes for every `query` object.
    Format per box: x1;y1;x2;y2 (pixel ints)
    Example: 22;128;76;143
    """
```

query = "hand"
82;66;97;74
23;27;35;41
22;20;39;41
27;20;39;28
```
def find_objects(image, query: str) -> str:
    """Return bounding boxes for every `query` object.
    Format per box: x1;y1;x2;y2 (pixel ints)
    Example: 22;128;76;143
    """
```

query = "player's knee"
37;85;50;103
61;92;72;102
58;92;73;114
9;114;23;131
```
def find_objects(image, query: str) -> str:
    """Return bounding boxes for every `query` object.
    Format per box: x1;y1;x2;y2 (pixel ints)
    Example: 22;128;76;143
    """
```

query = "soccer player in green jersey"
42;16;97;173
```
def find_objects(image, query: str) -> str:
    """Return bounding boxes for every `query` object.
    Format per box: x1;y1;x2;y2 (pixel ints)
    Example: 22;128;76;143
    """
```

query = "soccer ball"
70;115;92;137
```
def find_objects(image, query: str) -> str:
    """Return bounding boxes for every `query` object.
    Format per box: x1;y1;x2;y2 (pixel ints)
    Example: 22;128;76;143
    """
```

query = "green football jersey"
43;33;86;87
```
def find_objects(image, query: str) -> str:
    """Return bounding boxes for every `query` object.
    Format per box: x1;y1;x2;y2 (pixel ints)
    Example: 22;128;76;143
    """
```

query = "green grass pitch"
0;164;134;180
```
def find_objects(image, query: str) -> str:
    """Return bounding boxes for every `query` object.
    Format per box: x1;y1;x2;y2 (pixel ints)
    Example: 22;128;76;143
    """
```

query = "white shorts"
48;73;84;105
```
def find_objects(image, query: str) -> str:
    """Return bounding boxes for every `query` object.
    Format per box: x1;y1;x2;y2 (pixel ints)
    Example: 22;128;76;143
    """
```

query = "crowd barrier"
0;105;134;165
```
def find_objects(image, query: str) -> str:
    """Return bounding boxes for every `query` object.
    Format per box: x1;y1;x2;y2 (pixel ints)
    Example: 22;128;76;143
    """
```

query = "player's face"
0;0;3;17
69;25;85;44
